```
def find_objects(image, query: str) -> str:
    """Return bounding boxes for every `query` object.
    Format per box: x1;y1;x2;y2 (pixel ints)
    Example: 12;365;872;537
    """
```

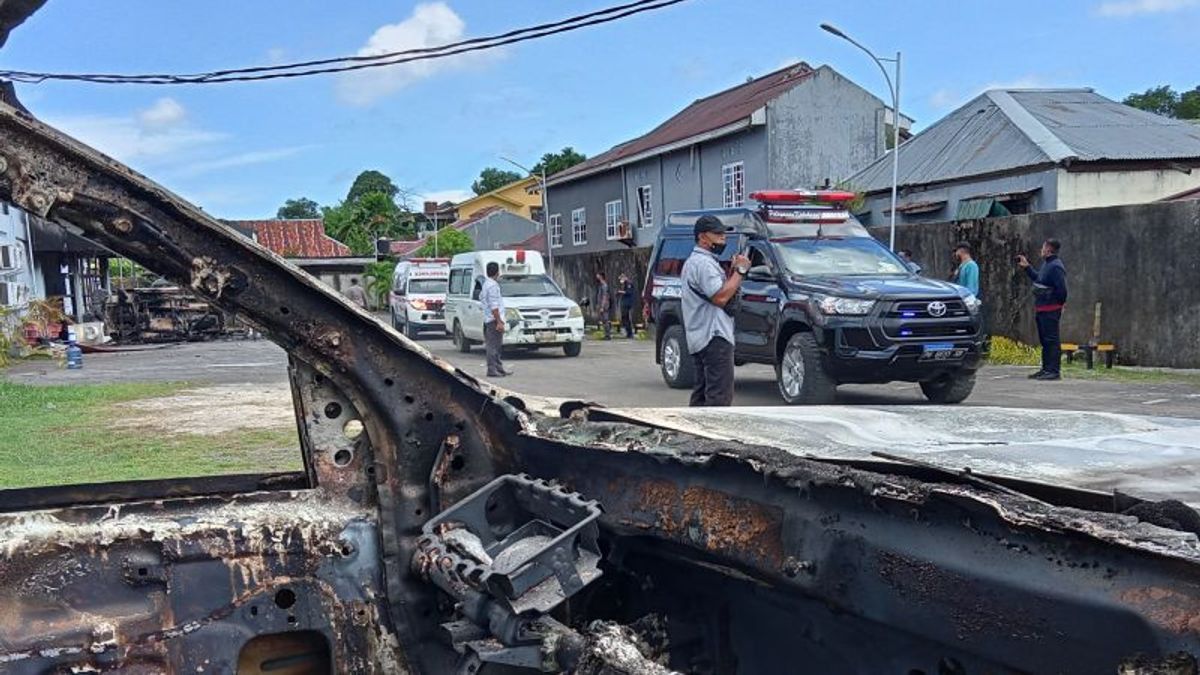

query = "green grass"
0;380;301;490
987;336;1200;387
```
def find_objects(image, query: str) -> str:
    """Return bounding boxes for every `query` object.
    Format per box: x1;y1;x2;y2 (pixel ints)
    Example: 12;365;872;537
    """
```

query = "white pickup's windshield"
500;274;563;297
773;237;909;276
407;278;447;294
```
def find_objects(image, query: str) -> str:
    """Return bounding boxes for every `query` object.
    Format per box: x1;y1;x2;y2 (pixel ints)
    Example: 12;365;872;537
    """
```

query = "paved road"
9;334;1200;418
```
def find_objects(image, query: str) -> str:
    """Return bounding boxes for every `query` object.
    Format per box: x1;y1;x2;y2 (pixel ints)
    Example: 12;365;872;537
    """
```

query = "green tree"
275;197;320;219
361;260;397;308
472;167;523;195
531;147;588;177
346;170;400;204
414;227;473;258
322;193;414;256
1122;84;1200;119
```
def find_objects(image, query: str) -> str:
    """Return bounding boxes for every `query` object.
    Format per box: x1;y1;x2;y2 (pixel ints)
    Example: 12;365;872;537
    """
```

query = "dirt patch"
107;383;294;436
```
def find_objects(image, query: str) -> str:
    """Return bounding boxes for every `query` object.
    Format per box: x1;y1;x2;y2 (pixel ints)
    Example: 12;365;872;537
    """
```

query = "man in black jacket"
1017;238;1068;381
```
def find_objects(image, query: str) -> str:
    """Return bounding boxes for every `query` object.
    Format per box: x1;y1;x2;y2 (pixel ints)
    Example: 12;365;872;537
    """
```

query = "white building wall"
0;202;38;309
1056;168;1200;210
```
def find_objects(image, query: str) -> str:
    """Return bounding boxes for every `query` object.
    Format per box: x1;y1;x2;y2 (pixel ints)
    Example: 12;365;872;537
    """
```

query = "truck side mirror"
748;265;775;281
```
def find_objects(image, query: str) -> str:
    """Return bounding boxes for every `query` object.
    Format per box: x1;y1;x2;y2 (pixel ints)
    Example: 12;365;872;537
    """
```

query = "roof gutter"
546;111;765;187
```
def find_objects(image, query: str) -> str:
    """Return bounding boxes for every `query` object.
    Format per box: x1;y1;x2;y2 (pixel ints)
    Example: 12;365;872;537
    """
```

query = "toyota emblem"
927;301;948;317
540;309;550;320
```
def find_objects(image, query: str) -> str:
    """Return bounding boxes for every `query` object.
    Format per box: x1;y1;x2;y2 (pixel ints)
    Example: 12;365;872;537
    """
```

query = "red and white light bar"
750;190;857;204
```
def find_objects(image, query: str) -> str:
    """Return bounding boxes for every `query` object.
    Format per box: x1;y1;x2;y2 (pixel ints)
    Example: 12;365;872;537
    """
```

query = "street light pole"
500;156;552;274
821;23;902;251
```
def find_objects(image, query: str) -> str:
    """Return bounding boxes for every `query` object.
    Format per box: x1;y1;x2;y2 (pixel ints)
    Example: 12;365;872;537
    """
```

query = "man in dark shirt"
1017;238;1068;381
617;273;637;338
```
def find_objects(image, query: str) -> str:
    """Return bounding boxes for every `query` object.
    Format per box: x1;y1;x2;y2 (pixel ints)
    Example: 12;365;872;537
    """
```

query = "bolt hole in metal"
450;456;465;471
333;449;353;467
137;567;147;576
340;543;355;557
323;402;342;419
343;419;364;440
404;395;414;404
384;377;394;387
424;412;434;422
249;606;258;617
275;588;296;610
279;306;290;315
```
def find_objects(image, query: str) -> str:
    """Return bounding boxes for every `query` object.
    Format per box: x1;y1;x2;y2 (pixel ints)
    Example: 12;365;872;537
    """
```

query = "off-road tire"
920;371;977;404
563;342;582;357
776;332;837;404
659;324;695;389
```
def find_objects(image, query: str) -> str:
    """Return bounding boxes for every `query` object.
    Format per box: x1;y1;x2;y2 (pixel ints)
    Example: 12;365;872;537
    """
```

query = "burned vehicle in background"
3;13;1200;675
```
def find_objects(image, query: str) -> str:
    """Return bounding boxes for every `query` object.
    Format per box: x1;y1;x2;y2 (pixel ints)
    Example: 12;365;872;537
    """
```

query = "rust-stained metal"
3;7;1200;671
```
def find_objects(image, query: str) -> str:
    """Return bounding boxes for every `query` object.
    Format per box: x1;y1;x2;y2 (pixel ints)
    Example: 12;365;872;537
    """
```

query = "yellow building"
453;176;542;222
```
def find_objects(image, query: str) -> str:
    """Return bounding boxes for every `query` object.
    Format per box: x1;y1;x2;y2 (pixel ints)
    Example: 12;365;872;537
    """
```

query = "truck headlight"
505;308;522;322
408;299;428;310
815;295;875;316
963;293;982;314
568;305;582;318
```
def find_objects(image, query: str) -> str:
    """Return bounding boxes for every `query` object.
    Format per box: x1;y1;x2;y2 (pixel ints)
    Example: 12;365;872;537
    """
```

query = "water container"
66;339;83;370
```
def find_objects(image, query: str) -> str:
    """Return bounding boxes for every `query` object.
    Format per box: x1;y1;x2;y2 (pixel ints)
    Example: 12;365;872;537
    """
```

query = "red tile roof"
229;219;352;258
500;231;546;251
549;62;816;184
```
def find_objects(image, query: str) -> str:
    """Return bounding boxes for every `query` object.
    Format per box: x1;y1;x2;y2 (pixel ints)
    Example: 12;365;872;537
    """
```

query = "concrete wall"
1056;167;1200;211
871;199;1200;368
549;247;652;325
857;168;1059;227
767;66;891;191
0;203;41;309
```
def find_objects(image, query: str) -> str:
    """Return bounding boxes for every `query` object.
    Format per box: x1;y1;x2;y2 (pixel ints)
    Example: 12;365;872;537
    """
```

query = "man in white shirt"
480;262;512;377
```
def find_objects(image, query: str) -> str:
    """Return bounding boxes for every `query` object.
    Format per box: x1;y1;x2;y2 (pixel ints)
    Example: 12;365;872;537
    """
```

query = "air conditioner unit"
0;281;21;306
0;244;15;270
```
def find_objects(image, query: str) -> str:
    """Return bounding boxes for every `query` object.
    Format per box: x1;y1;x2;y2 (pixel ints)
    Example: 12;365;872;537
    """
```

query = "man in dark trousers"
617;273;637;338
681;215;750;407
1017;238;1068;381
480;262;512;378
595;271;613;340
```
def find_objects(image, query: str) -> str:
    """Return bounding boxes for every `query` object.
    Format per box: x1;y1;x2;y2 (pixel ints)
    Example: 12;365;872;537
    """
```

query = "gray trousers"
484;322;505;376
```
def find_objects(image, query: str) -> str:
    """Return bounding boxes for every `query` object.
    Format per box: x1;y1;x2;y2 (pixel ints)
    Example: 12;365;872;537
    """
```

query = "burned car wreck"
3;25;1200;675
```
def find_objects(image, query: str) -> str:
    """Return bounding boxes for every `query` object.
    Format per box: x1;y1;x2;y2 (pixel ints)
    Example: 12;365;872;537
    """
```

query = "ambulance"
389;258;450;338
443;250;584;356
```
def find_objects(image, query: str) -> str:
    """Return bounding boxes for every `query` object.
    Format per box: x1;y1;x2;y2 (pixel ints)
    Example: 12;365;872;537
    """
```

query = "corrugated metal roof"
548;63;818;185
849;88;1200;194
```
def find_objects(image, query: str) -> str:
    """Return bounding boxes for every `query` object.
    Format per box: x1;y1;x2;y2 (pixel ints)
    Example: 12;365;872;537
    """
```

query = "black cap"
693;215;725;240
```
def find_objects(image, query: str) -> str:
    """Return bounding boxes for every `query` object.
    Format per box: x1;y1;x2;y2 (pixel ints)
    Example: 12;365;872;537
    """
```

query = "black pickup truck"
644;190;987;404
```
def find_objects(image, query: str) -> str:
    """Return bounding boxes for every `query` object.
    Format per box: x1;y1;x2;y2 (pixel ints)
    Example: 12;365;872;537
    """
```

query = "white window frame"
722;161;745;208
571;208;587;246
549;213;563;248
637;185;653;228
604;200;623;240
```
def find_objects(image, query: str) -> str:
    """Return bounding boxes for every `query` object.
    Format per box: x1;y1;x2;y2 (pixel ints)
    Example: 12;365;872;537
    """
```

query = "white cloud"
1096;0;1198;16
419;188;473;205
336;2;501;106
48;98;225;164
175;146;312;177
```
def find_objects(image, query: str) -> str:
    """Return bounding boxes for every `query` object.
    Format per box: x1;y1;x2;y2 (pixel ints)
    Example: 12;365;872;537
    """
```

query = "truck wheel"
659;325;695;389
391;310;401;330
776;332;836;404
920;371;976;404
453;321;471;353
563;342;582;357
403;320;418;340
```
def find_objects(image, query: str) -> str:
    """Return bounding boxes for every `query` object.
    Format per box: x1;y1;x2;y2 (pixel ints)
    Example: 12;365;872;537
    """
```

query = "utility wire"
0;0;690;85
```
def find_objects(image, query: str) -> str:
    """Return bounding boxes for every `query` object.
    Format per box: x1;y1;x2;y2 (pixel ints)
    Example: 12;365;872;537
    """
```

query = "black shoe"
500;368;515;377
1034;371;1061;381
1027;370;1046;379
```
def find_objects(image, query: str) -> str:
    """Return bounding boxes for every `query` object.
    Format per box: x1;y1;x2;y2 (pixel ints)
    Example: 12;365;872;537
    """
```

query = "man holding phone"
681;215;751;407
1017;238;1067;381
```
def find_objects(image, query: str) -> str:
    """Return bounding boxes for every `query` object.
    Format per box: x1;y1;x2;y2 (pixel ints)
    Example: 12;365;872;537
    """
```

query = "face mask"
706;239;725;254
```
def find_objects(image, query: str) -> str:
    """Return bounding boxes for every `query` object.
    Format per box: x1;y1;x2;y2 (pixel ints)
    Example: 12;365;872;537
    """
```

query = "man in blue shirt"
1017;238;1068;381
680;215;750;407
954;242;980;296
480;262;511;378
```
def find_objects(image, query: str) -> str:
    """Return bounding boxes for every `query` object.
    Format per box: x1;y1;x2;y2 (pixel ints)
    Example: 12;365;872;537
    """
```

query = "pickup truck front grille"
886;299;970;320
518;307;570;321
885;322;976;339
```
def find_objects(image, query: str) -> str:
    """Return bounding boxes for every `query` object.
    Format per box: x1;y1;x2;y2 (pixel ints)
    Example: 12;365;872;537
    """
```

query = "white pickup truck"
443;250;585;356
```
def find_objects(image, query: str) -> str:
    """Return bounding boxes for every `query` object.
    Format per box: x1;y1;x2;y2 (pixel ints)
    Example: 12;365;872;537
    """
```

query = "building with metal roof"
542;62;911;257
849;88;1200;225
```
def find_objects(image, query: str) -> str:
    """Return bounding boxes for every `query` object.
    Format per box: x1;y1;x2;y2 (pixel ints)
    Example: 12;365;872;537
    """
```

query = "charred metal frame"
1;74;1200;674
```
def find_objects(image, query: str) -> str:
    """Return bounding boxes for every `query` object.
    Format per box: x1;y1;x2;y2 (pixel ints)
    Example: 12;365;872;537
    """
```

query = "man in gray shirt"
681;215;750;406
480;262;512;377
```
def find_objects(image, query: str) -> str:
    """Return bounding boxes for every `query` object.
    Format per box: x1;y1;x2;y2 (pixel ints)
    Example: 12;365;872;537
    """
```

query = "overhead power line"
0;0;691;85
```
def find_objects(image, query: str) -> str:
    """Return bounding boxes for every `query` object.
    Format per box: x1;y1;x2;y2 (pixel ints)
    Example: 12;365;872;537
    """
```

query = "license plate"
920;343;967;361
535;331;557;342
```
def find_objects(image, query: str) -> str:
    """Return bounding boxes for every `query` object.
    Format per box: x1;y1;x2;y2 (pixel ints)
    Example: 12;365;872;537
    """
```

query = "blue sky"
2;0;1196;218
